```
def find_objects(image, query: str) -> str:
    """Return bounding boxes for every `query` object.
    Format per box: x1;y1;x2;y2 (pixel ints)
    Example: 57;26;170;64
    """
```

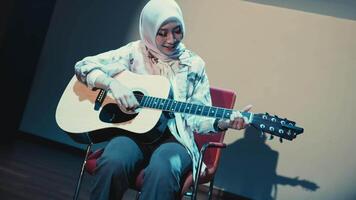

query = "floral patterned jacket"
74;40;218;180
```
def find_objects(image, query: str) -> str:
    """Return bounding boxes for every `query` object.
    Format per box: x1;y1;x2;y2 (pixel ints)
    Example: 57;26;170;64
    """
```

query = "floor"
0;132;247;200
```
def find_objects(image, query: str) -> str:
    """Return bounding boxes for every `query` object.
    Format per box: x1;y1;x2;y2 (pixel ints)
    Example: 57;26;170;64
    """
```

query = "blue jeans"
90;133;192;200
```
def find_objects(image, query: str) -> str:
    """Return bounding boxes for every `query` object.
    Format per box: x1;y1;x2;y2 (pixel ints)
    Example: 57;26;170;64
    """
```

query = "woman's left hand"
218;104;253;130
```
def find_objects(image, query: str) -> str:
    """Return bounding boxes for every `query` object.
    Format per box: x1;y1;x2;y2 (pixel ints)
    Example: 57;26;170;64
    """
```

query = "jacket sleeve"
74;42;134;88
184;64;218;134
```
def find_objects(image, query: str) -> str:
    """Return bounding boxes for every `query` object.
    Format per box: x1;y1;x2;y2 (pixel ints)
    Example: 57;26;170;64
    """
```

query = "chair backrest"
194;87;237;170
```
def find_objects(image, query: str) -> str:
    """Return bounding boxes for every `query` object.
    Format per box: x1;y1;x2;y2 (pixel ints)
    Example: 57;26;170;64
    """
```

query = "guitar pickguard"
99;103;139;123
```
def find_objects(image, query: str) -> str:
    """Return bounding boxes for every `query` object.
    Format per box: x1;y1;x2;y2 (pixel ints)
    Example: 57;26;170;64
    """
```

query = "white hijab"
139;0;186;62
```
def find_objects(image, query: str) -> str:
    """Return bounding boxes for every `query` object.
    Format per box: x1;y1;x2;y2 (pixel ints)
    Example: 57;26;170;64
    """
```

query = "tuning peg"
279;137;283;143
269;126;275;132
269;135;274;140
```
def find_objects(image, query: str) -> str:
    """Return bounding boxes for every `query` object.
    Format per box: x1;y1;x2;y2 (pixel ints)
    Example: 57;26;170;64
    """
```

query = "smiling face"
155;20;183;56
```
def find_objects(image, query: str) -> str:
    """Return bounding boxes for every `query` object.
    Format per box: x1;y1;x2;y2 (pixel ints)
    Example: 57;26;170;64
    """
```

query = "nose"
166;32;176;44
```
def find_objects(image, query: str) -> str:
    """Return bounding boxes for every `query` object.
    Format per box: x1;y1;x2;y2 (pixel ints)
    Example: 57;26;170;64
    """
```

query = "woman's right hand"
108;80;140;112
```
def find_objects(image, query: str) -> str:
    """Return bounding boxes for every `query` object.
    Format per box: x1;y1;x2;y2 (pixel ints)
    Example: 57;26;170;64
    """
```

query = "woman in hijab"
75;0;251;199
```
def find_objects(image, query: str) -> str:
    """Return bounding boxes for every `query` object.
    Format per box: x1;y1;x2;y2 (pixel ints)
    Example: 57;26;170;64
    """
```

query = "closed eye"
157;31;167;37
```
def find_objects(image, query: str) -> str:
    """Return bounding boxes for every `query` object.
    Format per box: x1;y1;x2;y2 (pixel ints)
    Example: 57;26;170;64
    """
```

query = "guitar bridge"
94;89;107;111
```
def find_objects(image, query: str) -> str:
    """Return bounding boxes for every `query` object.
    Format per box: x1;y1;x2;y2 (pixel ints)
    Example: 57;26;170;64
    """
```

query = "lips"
165;46;174;51
163;44;177;51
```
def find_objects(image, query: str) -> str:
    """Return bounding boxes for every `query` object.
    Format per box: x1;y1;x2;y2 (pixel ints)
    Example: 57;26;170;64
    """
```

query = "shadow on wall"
245;0;356;21
215;126;319;200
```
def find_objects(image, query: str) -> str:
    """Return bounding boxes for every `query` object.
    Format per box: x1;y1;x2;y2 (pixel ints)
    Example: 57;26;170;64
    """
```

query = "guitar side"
55;71;171;134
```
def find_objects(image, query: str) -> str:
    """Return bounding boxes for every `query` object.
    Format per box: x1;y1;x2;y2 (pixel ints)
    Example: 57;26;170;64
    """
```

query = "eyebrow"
158;25;181;32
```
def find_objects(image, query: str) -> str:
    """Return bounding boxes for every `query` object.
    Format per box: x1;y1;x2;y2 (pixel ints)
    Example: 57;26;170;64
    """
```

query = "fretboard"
136;95;251;120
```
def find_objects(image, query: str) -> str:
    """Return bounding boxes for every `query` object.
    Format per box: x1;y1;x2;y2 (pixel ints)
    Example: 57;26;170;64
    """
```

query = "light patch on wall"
245;0;356;21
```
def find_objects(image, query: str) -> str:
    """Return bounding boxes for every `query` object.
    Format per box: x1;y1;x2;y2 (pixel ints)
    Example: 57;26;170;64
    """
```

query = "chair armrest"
197;142;226;177
201;142;227;151
192;142;226;200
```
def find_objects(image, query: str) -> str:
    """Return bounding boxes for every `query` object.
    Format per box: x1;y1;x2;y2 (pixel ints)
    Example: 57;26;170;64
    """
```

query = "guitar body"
56;70;171;142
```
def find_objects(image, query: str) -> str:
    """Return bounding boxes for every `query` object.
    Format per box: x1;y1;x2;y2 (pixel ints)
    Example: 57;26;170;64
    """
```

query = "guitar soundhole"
99;103;139;123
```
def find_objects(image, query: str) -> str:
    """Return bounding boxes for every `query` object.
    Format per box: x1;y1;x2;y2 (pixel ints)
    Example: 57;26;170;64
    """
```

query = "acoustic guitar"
56;70;303;143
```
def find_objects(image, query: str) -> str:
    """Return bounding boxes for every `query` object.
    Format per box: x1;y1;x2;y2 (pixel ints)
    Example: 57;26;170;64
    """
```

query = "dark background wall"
0;0;56;144
16;0;146;149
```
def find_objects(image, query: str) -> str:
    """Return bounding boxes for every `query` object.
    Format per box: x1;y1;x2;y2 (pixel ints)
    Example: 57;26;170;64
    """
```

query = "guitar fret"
157;98;164;109
146;96;153;108
140;96;147;107
185;103;192;113
142;96;148;107
156;98;161;109
162;98;169;110
150;98;154;108
171;100;178;111
216;108;225;118
202;106;209;116
216;107;220;117
190;104;197;114
153;97;159;109
209;107;217;117
196;105;203;115
222;109;226;119
152;97;157;108
150;97;156;108
180;103;187;113
156;98;163;109
153;98;158;108
207;106;211;117
175;102;182;112
194;105;199;114
167;99;174;111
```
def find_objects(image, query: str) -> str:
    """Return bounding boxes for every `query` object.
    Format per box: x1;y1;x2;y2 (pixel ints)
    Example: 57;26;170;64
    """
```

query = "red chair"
73;87;237;200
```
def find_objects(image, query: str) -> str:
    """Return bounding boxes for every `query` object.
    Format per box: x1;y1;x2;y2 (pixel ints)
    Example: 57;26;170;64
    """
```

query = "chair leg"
208;178;215;200
192;143;209;200
135;191;140;200
73;143;92;200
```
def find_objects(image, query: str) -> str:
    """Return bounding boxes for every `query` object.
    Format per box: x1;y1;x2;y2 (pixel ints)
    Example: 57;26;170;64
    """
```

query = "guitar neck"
136;94;253;121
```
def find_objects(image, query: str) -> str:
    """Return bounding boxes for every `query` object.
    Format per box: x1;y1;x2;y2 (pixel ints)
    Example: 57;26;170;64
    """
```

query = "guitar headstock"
250;113;304;141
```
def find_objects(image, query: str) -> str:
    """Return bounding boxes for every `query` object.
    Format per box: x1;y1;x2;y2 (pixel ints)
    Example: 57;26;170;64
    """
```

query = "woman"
74;0;251;199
